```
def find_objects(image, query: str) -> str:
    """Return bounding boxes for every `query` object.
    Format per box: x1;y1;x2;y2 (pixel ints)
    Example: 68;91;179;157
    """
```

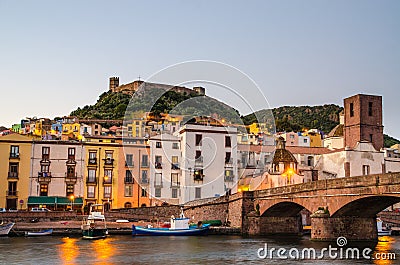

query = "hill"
70;90;398;148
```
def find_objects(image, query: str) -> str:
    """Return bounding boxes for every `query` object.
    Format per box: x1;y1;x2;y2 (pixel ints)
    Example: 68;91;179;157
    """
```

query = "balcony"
155;162;162;169
8;172;19;179
193;168;204;182
6;190;18;197
65;172;77;183
224;176;235;182
86;176;97;184
38;172;52;183
225;158;233;167
9;153;20;159
124;177;134;184
66;159;76;166
88;158;97;166
140;178;149;184
141;162;149;168
125;162;134;168
40;159;51;166
171;182;180;188
171;163;180;170
103;158;114;167
195;156;203;166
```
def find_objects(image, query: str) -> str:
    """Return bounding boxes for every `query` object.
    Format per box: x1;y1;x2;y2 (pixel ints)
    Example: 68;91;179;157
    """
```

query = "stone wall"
311;216;377;241
259;216;302;235
108;205;181;222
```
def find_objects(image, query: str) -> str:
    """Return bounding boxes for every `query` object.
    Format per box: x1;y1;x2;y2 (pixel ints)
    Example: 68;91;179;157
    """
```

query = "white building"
149;133;182;205
178;121;238;202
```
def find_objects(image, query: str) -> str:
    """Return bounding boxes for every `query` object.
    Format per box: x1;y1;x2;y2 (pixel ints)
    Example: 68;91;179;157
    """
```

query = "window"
87;186;95;198
172;188;178;198
155;173;162;187
125;185;133;197
125;154;133;167
368;102;373;116
304;139;308;143
105;151;113;160
172;156;179;169
10;146;19;158
362;165;370;175
124;202;132;208
290;134;295;139
66;184;74;196
155;156;162;169
195;187;201;199
41;165;49;173
370;134;373;143
195;151;202;159
155;188;161;197
141;188;147;197
156;141;162;148
225;152;232;164
8;163;18;178
224;170;234;182
307;156;314;167
195;134;202;146
125;170;133;183
142;154;149;167
225;136;231;147
88;169;96;182
172;143;179;149
350;102;354;117
135;127;139;136
68;148;75;160
42;147;50;160
67;166;75;178
104;186;112;198
141;170;148;184
40;184;48;196
89;151;97;164
104;169;112;183
128;126;132;132
171;173;180;186
8;182;17;196
194;169;204;181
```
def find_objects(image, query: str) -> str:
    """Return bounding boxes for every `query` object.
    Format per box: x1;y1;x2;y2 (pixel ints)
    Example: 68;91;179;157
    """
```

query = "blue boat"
132;209;210;236
25;228;53;236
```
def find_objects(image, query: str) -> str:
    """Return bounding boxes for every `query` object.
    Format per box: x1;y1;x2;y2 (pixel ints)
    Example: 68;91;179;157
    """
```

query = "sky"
0;0;399;138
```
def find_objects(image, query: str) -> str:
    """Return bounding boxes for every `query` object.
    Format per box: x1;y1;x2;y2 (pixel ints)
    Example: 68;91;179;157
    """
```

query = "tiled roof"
273;148;297;163
327;124;344;137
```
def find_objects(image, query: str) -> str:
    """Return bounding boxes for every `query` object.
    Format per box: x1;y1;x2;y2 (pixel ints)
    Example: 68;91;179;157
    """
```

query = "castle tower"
344;94;383;150
109;77;119;92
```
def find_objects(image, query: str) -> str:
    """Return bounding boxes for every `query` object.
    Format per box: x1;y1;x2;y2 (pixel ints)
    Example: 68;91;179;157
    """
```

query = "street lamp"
69;195;75;212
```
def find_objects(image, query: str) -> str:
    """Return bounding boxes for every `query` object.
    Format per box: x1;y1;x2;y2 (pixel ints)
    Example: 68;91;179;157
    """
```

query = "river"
1;235;400;264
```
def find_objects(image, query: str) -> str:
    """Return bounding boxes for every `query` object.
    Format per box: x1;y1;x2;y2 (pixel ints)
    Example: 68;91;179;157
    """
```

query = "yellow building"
0;134;32;210
62;122;82;140
248;123;269;135
83;136;120;211
303;130;323;147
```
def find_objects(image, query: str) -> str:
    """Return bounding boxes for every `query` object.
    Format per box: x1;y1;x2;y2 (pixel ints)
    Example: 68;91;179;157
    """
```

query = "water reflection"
58;237;79;265
92;237;117;265
374;236;396;265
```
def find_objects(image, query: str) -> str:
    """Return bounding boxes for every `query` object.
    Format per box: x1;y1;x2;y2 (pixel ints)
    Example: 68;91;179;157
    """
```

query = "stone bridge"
183;172;400;241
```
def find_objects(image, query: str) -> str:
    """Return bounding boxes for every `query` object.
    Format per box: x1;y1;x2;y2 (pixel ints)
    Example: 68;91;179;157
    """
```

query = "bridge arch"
261;201;310;217
331;195;400;218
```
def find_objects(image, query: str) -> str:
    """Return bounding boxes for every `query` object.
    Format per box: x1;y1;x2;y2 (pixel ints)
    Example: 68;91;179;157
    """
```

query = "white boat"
81;204;108;240
25;229;53;236
0;222;15;236
377;218;392;236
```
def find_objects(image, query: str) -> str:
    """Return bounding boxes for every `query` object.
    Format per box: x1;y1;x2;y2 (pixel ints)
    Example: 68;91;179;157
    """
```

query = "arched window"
140;203;147;207
124;202;132;208
104;202;111;211
307;156;314;167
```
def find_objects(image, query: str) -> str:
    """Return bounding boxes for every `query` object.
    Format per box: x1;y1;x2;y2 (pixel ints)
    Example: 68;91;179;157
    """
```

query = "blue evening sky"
0;1;399;139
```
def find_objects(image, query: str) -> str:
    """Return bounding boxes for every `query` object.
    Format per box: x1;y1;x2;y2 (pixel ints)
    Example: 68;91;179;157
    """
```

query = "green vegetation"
70;90;399;145
242;104;343;133
384;134;400;148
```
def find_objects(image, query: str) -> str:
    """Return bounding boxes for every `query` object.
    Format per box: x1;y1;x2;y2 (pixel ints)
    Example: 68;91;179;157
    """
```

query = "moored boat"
0;222;15;236
377;217;392;236
81;204;108;240
25;229;53;236
132;209;210;236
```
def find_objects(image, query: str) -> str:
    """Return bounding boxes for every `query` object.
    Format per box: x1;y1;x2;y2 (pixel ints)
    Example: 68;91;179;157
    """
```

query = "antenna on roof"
138;75;141;81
